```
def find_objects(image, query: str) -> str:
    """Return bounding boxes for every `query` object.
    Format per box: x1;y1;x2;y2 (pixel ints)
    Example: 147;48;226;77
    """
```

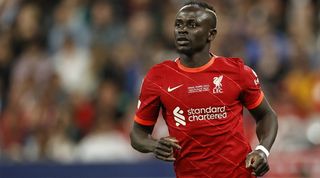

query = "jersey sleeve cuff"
246;91;264;110
134;115;156;126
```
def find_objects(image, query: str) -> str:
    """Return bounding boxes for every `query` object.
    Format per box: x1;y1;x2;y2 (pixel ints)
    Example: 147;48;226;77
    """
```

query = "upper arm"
248;97;277;122
134;69;162;127
238;64;276;121
239;65;264;110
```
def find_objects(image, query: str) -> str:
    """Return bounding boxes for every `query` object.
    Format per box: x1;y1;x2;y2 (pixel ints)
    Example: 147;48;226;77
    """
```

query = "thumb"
245;154;254;168
163;137;178;143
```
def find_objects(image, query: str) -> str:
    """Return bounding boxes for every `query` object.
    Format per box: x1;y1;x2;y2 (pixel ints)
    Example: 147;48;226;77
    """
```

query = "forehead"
176;5;210;21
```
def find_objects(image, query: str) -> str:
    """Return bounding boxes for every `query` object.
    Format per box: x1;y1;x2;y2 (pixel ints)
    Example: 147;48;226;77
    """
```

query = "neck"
179;47;212;68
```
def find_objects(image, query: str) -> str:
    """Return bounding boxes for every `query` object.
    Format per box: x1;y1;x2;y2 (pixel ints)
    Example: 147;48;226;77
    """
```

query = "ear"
208;28;217;41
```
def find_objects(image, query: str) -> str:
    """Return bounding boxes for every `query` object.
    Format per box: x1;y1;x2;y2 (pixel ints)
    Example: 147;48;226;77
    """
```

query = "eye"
187;21;197;28
175;21;183;28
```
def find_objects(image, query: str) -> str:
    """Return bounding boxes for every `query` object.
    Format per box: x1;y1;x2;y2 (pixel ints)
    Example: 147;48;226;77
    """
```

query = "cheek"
173;28;178;36
193;32;208;44
173;29;181;39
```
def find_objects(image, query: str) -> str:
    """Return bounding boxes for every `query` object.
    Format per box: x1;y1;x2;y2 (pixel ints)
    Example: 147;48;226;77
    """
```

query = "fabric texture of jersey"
135;56;263;178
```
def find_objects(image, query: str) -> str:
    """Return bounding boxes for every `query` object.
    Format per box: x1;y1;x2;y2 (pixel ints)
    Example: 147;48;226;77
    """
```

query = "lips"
176;36;189;42
176;36;190;45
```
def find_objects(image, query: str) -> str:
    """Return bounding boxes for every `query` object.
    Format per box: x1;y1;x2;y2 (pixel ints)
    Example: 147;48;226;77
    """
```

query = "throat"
179;53;212;68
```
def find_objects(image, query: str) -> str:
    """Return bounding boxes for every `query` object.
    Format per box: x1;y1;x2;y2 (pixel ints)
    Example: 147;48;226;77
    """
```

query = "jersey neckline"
176;54;217;73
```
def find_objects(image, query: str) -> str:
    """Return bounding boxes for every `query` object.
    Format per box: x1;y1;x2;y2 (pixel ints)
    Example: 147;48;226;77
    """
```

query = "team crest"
213;75;223;93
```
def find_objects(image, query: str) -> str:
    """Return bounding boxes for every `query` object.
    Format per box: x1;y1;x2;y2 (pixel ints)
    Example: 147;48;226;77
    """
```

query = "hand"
153;136;181;162
245;150;269;176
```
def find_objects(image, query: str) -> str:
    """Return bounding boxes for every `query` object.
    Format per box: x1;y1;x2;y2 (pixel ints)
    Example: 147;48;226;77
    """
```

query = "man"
130;1;278;178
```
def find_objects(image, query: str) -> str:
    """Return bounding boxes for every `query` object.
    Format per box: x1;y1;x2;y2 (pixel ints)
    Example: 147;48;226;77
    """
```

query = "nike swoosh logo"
168;84;183;92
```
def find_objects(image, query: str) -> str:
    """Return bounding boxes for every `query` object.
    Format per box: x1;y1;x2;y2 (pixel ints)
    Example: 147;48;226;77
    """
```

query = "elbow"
271;110;278;124
269;110;279;133
274;112;279;130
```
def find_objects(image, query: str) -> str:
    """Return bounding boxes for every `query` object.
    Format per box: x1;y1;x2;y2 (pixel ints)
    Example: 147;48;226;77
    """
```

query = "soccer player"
130;1;278;178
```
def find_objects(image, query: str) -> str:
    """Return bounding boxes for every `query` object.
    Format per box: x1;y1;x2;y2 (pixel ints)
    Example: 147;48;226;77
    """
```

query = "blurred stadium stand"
0;0;319;177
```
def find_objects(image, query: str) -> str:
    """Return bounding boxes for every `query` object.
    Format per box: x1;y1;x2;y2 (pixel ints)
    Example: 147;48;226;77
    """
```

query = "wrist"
255;145;270;158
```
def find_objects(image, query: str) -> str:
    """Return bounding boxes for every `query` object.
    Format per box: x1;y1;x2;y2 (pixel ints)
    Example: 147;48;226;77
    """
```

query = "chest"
160;71;242;108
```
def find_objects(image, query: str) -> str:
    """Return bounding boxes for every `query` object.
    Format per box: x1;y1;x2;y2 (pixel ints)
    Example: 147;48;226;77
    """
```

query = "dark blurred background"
0;0;319;177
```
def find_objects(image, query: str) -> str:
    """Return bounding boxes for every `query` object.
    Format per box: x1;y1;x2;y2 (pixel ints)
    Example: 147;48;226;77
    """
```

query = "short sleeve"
240;65;264;110
134;69;161;126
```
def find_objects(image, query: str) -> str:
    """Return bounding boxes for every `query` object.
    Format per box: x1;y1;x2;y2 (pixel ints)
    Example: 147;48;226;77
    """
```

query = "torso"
136;56;260;178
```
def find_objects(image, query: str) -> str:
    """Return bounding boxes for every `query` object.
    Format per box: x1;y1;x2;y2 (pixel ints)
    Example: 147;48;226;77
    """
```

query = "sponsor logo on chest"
170;75;228;127
173;106;228;127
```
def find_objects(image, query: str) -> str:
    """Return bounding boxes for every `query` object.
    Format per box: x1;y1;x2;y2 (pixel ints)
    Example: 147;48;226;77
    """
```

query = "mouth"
176;36;190;45
176;36;189;41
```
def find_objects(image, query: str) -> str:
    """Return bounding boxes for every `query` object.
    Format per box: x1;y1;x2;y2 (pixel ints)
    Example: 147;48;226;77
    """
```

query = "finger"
163;137;178;143
256;164;269;176
155;155;176;162
254;163;267;176
260;165;270;176
160;138;181;149
157;139;175;151
154;148;172;157
156;142;172;152
169;142;181;149
253;164;266;176
159;139;181;150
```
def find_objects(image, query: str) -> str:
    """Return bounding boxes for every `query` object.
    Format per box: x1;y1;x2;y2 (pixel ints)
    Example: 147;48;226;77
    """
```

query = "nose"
177;26;187;35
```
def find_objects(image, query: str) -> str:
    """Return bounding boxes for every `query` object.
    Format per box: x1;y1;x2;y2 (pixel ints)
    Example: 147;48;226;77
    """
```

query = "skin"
130;5;278;177
246;98;278;176
174;5;217;67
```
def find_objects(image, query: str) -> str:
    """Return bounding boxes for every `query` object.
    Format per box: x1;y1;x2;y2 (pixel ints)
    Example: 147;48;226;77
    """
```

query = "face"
174;6;216;55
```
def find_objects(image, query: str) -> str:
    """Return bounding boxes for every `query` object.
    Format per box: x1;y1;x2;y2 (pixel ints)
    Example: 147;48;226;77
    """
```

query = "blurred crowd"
0;0;319;168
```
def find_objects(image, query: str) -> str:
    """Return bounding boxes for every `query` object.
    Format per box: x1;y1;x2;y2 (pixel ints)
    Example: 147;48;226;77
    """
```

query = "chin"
176;47;193;55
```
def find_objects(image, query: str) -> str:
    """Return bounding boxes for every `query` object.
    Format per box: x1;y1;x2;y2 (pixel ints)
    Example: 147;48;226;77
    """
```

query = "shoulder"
151;60;176;70
146;60;176;75
144;60;176;80
215;56;245;68
214;56;246;73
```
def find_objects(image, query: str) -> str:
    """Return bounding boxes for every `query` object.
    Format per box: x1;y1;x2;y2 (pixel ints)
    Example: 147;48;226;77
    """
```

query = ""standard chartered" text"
187;106;227;121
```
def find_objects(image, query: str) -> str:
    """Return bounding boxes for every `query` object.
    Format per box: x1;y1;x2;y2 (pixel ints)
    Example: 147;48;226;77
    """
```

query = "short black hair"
183;1;217;28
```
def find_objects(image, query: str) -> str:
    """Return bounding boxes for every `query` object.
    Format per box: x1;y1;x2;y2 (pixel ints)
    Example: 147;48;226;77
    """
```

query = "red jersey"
135;56;263;178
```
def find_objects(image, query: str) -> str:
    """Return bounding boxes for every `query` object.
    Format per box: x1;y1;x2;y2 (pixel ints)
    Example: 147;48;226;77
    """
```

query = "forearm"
255;111;278;151
130;123;157;153
130;131;157;153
